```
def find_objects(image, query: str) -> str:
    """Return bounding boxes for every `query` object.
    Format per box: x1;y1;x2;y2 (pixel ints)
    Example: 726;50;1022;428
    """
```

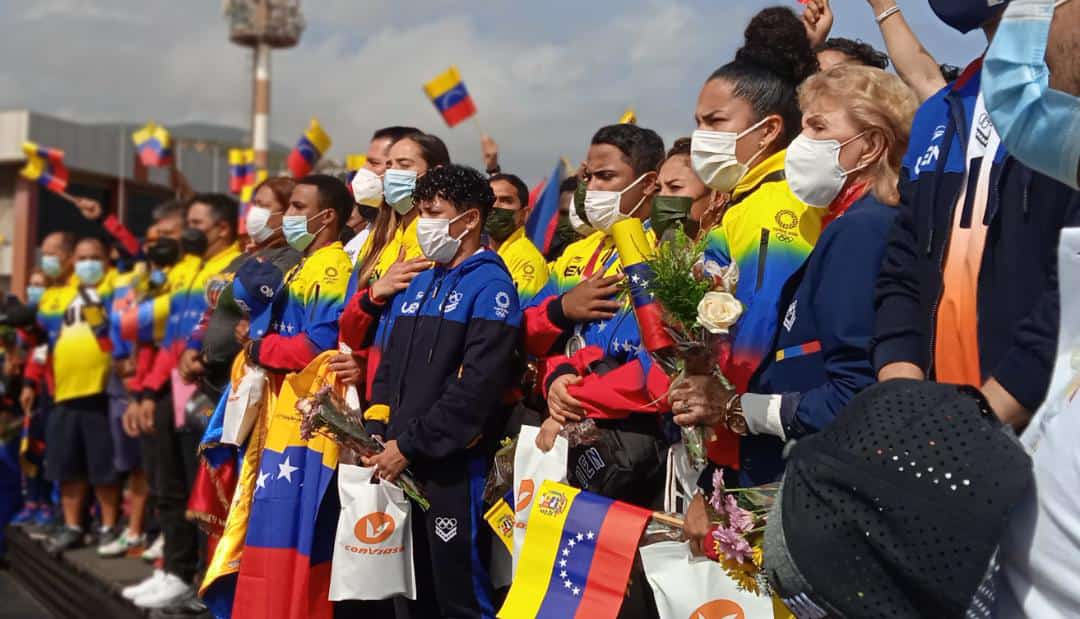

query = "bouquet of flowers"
611;220;743;468
296;386;430;510
702;471;778;594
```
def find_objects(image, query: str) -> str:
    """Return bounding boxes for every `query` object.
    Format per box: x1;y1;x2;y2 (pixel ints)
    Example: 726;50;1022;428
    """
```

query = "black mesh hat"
764;379;1032;618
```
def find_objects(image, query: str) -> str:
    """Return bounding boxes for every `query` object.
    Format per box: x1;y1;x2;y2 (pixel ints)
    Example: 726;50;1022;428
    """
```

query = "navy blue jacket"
368;250;522;471
737;195;895;486
872;59;1080;411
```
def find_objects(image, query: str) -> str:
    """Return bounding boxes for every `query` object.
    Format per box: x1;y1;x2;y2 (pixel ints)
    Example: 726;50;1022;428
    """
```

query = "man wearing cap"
872;0;1080;429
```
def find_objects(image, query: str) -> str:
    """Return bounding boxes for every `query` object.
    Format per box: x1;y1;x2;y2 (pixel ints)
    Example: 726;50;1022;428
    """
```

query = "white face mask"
245;206;278;244
351;167;384;207
568;193;593;235
690;116;769;192
417;210;472;264
583;173;650;233
785;132;869;208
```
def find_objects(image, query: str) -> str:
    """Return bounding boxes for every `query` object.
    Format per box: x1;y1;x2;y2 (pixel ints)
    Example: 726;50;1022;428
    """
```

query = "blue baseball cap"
232;258;283;319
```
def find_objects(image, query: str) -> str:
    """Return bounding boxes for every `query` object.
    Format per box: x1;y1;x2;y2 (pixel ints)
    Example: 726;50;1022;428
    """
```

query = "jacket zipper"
755;229;770;292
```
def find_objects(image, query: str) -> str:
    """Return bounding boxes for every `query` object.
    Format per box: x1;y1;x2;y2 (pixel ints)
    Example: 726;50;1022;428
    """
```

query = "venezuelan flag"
499;481;652;619
485;490;516;553
132;122;174;168
286;119;332;178
230;351;342;619
424;66;477;128
610;219;675;353
229;148;256;194
524;160;566;255
19;142;69;194
344;153;366;184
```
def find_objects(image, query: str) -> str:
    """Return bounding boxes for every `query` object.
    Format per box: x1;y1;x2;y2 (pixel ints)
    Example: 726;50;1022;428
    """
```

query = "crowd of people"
1;0;1079;617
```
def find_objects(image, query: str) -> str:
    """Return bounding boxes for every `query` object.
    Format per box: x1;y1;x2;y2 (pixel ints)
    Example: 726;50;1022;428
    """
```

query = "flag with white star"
499;481;651;619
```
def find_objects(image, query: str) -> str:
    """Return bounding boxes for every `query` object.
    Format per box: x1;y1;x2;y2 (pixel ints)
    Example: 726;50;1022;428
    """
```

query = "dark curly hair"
818;37;890;70
591;124;666;177
709;7;819;146
414;164;495;222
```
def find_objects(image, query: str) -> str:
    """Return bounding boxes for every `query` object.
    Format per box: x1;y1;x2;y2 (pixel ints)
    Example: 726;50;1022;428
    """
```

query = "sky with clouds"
0;0;987;183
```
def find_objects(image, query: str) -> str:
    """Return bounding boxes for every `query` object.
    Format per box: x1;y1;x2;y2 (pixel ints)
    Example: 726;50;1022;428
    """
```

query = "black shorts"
45;396;118;486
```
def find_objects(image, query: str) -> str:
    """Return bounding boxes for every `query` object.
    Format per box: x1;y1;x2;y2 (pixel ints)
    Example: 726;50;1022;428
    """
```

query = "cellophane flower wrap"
609;219;742;469
296;385;429;510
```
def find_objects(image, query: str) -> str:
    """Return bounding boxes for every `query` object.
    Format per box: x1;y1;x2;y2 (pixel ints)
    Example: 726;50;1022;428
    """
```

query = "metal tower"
225;0;304;169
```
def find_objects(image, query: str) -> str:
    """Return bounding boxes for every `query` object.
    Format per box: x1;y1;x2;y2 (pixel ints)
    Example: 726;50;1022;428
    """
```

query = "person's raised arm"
867;0;948;102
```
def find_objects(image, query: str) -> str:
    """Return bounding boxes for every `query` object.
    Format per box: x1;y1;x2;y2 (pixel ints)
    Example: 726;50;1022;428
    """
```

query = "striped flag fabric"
423;66;477;128
286;118;332;178
19;142;69;194
132;121;174;167
229;148;256;194
524;160;566;255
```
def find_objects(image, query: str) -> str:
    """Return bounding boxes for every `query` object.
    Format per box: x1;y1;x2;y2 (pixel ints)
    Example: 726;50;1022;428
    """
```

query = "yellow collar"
496;227;527;256
732;149;787;201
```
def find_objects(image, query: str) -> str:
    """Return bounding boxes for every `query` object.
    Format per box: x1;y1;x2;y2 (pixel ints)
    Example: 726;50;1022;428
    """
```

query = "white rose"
697;291;743;334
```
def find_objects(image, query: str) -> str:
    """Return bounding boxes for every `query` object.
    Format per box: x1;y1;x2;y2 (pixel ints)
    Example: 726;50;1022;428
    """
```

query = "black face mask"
356;204;379;222
146;237;181;268
484;208;519;243
181;228;209;256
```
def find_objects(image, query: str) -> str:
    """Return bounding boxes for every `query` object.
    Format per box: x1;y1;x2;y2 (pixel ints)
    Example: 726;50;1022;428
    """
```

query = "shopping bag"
664;443;705;515
511;424;568;574
329;464;416;601
1022;228;1080;451
221;364;267;446
640;540;776;619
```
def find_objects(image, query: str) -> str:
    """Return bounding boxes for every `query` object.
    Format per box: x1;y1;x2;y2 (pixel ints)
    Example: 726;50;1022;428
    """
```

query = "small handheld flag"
424;66;477;128
286;118;332;178
132;122;174;167
618;108;637;125
20;142;69;195
229;148;256;194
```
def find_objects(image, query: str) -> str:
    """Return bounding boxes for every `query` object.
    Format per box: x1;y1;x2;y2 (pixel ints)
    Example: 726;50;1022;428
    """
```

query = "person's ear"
758;114;785;151
858;129;888;171
642;171;660;198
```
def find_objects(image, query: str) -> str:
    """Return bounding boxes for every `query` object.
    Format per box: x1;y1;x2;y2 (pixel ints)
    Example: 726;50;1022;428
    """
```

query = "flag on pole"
424;66;477;128
286;119;332;178
618;108;637;125
132;122;174;167
229;148;256;194
524;160;567;255
19;142;69;194
498;481;652;619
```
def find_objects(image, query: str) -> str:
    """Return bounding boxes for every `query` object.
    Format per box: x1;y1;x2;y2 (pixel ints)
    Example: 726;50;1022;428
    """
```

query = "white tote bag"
640;541;775;619
329;464;416;601
221;364;267;446
511;425;568;575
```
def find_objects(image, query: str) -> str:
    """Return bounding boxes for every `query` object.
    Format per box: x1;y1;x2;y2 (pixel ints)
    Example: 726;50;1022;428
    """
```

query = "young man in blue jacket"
872;0;1080;428
363;164;521;618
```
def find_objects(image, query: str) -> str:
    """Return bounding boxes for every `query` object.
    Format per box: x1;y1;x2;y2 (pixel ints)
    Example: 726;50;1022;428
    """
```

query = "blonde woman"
675;63;918;541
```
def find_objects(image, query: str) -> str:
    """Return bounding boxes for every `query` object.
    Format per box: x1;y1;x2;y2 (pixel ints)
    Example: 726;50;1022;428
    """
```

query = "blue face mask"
75;259;105;286
26;285;45;306
41;254;62;278
282;210;328;252
983;0;1080;189
929;0;1010;33
383;169;418;215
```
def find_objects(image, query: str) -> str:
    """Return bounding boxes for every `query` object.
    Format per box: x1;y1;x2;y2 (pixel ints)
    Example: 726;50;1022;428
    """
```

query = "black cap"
765;379;1032;618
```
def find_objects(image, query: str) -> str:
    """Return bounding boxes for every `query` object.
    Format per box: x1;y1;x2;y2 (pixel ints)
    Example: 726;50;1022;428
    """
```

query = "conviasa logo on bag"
354;512;396;544
515;479;535;512
690;599;745;619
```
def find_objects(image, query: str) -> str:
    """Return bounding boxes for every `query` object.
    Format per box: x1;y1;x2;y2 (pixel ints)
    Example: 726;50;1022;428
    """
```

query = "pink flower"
712;526;753;564
722;494;755;534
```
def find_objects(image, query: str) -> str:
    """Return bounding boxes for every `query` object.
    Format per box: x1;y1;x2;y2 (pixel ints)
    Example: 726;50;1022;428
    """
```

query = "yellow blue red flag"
230;351;341;619
344;153;367;184
499;481;652;619
229;148;256;194
132;121;174;167
20;142;69;194
424;66;477;128
287;118;332;178
485;491;516;552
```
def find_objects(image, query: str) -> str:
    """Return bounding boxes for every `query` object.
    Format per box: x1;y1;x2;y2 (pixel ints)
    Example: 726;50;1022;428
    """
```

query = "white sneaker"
134;573;192;609
141;534;164;562
122;569;164;600
98;529;146;558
